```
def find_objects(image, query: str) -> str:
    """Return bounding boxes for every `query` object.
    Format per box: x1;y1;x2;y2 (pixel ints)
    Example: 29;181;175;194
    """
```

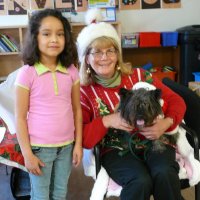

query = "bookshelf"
123;46;180;82
71;22;121;40
0;26;26;82
0;22;120;82
0;23;180;82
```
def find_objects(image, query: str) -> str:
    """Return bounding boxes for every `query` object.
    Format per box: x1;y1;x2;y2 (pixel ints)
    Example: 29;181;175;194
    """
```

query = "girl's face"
37;16;65;62
86;46;118;79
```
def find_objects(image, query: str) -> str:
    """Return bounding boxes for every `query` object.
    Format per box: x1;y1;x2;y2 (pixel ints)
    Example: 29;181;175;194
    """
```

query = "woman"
77;10;186;200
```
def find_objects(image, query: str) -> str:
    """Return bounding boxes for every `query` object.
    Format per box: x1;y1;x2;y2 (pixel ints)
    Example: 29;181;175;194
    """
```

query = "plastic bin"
193;72;200;81
161;32;178;47
122;33;139;48
139;32;161;47
177;25;200;86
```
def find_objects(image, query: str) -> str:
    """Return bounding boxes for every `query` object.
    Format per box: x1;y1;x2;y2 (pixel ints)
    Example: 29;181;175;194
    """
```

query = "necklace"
35;0;46;8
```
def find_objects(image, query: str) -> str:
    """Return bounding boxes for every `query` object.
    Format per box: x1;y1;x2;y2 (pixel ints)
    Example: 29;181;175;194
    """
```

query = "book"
4;34;19;52
0;44;6;53
0;37;13;52
0;39;10;52
0;34;16;52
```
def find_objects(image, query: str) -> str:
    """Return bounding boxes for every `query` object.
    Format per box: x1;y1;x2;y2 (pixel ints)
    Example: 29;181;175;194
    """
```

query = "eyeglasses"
89;48;117;59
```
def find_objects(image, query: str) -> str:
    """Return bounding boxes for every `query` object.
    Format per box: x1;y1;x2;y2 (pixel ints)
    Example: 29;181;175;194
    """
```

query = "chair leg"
195;182;200;200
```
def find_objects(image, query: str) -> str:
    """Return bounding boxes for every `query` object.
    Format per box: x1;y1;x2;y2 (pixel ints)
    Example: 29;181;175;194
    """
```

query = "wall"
118;0;200;32
0;0;200;32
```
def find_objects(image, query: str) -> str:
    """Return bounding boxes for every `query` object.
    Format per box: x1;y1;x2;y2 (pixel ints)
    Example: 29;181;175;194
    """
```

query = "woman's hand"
102;112;133;132
24;153;45;176
72;143;83;167
140;117;173;140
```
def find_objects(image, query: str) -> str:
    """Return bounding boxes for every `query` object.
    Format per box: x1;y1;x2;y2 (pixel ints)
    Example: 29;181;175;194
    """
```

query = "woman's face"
86;46;118;79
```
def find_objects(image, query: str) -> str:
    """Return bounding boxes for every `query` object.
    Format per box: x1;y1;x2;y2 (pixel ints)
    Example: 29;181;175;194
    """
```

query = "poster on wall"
101;7;116;21
0;0;7;15
76;0;87;12
88;0;115;8
55;0;75;11
162;0;181;8
119;0;140;10
30;0;54;10
7;0;29;15
141;0;161;9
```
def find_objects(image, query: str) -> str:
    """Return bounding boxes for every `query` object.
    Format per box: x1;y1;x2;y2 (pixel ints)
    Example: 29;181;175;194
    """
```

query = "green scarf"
94;71;121;88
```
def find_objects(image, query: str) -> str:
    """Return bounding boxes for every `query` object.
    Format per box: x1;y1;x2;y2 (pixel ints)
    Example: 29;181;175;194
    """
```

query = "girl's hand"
72;143;83;167
24;153;45;176
102;112;133;131
140;117;173;140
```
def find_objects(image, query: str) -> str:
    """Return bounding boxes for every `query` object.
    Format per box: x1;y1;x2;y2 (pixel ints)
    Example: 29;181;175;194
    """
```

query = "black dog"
102;83;178;159
118;85;178;152
119;87;163;130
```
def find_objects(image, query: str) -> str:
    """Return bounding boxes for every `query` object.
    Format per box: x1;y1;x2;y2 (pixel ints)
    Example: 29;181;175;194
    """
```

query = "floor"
0;163;195;200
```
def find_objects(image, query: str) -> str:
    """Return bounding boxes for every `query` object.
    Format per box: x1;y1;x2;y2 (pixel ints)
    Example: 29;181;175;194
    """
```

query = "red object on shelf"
139;32;161;47
152;71;176;81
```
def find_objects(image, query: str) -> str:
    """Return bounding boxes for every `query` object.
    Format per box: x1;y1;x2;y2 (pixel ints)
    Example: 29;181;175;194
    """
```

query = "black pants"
102;145;181;200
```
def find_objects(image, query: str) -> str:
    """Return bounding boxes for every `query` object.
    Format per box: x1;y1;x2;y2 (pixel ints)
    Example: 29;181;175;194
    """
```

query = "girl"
15;9;82;200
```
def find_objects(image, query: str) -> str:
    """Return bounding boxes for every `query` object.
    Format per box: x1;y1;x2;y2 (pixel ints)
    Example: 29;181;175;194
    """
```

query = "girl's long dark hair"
22;9;78;68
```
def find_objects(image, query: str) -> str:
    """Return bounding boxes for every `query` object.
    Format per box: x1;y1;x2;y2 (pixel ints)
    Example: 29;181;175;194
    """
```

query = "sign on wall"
30;0;54;10
119;0;181;9
55;0;75;11
0;0;181;15
7;0;29;15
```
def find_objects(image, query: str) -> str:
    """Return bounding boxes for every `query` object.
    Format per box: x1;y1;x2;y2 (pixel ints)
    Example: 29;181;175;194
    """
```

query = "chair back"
162;78;200;148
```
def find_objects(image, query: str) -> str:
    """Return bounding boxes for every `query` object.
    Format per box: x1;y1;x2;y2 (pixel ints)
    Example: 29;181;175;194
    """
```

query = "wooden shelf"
0;23;180;83
0;52;20;55
0;22;121;81
122;46;180;82
71;22;121;40
0;26;26;78
0;76;7;83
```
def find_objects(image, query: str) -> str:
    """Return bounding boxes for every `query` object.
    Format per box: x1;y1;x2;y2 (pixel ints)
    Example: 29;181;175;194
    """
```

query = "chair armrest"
94;144;101;178
180;122;200;160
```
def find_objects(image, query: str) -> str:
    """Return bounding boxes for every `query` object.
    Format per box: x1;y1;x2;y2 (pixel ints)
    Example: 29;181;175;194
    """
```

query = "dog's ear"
118;88;133;113
118;88;133;111
152;89;162;100
119;88;132;97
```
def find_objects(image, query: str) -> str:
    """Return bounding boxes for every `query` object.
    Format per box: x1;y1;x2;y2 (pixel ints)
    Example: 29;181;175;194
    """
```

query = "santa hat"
76;8;121;63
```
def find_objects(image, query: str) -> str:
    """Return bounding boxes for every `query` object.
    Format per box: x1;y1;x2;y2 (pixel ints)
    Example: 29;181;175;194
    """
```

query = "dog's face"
118;88;163;129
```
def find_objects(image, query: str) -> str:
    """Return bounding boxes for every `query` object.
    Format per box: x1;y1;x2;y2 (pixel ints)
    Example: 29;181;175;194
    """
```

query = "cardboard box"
188;82;200;96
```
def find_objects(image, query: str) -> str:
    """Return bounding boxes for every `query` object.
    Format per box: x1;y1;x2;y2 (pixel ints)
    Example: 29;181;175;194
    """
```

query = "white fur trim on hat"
77;9;121;63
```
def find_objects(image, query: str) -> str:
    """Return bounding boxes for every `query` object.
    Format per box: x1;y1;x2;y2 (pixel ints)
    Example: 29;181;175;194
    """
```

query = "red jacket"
80;68;186;149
